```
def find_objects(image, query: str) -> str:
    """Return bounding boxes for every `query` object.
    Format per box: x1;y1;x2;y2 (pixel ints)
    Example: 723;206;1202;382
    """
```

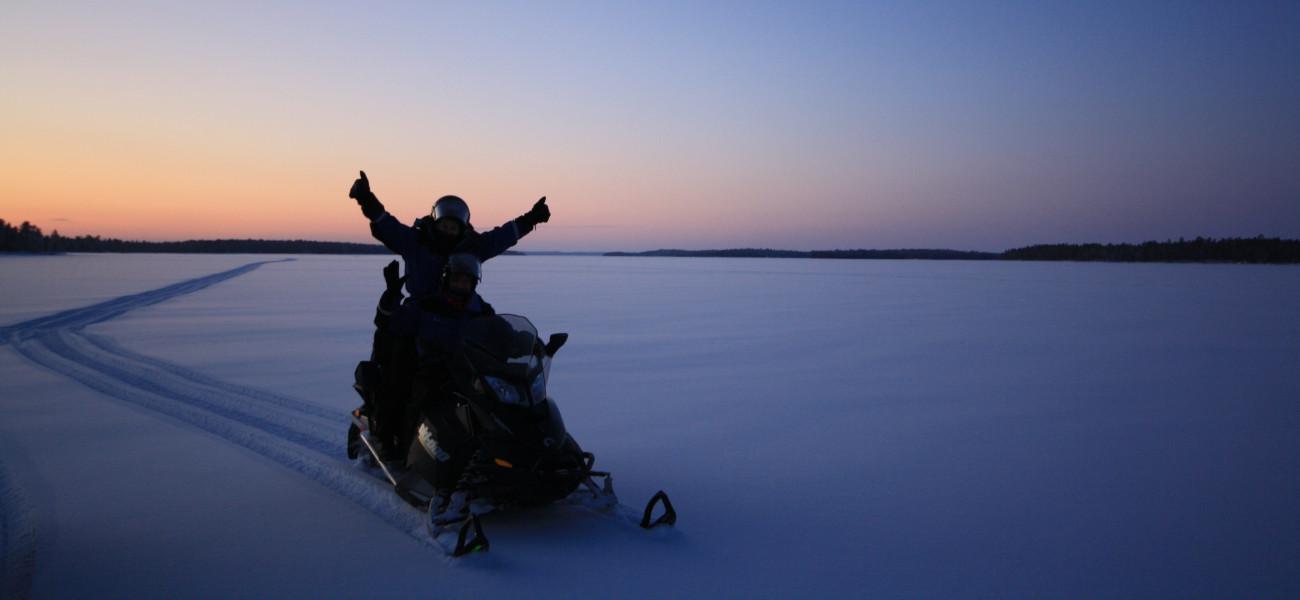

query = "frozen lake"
2;253;1298;598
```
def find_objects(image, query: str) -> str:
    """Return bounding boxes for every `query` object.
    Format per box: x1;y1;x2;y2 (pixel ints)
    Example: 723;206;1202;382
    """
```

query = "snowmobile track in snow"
0;260;446;554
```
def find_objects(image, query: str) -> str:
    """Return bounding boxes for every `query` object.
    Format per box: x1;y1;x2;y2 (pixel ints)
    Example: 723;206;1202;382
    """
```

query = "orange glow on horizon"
5;3;1297;252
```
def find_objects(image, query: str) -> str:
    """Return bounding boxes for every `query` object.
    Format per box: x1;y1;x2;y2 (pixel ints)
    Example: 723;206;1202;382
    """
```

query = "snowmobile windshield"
460;314;541;379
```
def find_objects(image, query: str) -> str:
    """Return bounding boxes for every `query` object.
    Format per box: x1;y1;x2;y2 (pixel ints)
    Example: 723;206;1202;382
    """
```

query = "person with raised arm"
347;170;549;303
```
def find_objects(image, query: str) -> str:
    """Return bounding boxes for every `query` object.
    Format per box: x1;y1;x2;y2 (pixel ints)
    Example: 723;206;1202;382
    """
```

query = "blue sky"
2;0;1298;250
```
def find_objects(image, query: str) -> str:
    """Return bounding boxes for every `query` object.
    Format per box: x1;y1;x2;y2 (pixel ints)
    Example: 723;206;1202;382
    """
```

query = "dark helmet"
431;195;471;226
443;253;482;285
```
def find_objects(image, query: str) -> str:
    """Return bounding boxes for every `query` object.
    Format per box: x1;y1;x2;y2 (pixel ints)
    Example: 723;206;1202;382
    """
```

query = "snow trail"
79;331;338;421
0;260;445;553
0;259;283;341
42;330;341;455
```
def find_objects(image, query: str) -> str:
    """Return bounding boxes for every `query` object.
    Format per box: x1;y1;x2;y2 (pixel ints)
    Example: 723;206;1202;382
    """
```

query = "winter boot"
428;490;470;526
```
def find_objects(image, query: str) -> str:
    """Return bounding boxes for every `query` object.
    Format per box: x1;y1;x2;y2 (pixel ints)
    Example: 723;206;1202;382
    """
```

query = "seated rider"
402;254;495;511
362;251;494;440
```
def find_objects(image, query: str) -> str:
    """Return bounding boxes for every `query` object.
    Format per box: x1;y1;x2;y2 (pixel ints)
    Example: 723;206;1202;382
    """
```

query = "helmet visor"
431;195;470;224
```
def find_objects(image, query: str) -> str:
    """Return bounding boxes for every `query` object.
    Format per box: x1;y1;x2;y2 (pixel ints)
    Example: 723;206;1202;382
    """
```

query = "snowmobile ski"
441;513;489;556
640;490;677;529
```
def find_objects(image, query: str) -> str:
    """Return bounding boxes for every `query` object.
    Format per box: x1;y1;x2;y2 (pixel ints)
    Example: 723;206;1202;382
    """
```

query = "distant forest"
1002;237;1300;263
607;237;1300;263
3;218;1297;262
1;218;388;254
605;248;998;260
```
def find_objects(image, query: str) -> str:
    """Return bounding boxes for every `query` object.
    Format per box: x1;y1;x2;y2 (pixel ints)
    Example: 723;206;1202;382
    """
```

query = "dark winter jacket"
369;211;522;302
398;292;495;362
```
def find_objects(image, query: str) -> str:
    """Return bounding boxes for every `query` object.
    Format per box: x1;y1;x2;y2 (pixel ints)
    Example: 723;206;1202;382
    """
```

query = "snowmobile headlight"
529;370;546;403
483;376;524;406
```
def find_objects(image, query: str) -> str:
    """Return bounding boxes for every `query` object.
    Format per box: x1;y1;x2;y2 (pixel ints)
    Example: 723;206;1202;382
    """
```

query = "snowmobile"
347;312;675;556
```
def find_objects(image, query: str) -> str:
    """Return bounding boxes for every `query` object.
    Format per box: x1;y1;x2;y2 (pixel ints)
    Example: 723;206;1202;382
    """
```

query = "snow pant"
373;335;417;455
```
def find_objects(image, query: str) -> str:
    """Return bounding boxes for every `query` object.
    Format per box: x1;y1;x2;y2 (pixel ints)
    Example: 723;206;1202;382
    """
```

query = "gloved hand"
348;171;371;200
526;196;550;224
376;260;406;318
349;171;384;220
382;260;406;294
516;197;550;233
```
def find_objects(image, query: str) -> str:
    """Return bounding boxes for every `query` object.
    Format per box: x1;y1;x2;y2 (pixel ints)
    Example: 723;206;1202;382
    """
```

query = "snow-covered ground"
1;254;1297;598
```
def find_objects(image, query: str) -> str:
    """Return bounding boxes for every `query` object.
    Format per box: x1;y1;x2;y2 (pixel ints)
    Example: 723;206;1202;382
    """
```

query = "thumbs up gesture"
349;171;371;200
526;196;550;224
349;170;383;220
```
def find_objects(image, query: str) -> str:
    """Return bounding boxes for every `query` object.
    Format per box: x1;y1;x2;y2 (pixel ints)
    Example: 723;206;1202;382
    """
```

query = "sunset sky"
3;1;1298;252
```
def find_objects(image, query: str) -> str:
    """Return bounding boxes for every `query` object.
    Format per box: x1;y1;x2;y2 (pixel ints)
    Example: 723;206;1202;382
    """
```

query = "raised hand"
349;170;371;200
382;260;405;293
527;196;550;224
349;170;384;220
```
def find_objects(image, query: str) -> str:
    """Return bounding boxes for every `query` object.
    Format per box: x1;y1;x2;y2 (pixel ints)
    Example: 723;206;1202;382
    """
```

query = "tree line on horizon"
604;248;1000;260
3;218;1298;263
0;218;390;255
606;237;1300;263
1000;236;1300;263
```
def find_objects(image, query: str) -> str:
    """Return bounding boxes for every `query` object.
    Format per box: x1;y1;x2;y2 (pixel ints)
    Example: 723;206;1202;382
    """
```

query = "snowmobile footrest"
640;490;676;529
452;514;489;557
